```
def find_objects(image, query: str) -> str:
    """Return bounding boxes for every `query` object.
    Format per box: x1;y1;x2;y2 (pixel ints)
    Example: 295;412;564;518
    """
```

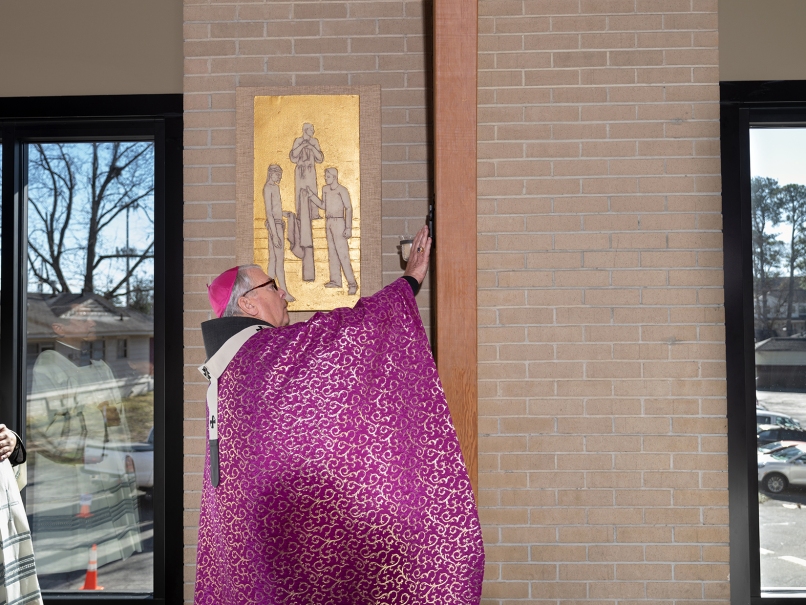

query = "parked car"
84;426;154;490
757;425;806;447
129;427;154;490
758;441;805;456
758;444;806;493
757;410;801;429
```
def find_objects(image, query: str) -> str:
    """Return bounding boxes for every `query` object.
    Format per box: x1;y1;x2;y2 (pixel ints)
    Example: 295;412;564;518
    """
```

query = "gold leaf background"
253;94;361;311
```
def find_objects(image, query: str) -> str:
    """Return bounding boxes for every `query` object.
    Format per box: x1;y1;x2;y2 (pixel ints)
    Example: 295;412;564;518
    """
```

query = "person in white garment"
0;424;43;604
28;302;141;577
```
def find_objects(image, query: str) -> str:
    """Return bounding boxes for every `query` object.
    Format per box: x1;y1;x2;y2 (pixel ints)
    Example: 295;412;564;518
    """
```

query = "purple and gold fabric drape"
195;278;484;604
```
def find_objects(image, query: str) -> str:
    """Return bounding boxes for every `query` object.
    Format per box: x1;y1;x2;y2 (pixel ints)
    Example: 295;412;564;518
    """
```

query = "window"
80;339;106;361
722;81;806;603
118;338;128;359
0;95;182;603
758;430;778;446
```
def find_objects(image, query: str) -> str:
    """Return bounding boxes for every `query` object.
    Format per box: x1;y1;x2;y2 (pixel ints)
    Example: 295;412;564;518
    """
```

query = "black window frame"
722;80;806;605
0;95;183;604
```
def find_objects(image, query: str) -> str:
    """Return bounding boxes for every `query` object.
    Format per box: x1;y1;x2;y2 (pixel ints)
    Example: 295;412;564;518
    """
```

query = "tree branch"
104;243;155;299
92;251;154;272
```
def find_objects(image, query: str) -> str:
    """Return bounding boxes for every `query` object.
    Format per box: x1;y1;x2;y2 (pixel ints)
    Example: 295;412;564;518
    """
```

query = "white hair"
223;264;261;317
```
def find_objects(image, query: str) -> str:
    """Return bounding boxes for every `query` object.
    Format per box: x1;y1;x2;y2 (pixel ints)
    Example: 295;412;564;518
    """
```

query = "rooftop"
26;292;153;340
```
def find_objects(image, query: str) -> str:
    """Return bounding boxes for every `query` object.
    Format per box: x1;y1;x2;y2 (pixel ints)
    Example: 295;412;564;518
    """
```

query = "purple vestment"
195;279;484;604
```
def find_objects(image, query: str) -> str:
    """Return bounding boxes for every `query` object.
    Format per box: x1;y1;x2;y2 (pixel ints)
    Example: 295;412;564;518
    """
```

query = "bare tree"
27;142;154;303
751;176;784;336
127;275;155;315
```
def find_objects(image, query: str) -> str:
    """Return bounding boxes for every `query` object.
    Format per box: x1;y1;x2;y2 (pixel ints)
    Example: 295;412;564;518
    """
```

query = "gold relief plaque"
253;95;361;312
236;86;381;318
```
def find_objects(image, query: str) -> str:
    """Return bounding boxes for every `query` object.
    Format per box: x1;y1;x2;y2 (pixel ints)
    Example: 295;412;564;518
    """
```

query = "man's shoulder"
201;316;273;359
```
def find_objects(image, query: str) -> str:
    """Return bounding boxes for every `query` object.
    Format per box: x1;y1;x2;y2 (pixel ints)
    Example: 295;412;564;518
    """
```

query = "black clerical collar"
201;316;273;359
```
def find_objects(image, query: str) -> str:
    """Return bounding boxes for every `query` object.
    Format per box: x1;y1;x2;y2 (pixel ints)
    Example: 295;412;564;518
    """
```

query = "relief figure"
289;123;323;281
306;167;358;295
263;164;295;302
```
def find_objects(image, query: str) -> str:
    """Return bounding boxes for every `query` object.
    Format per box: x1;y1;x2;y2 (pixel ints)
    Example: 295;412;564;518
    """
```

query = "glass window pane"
751;127;806;591
24;142;154;593
0;141;2;326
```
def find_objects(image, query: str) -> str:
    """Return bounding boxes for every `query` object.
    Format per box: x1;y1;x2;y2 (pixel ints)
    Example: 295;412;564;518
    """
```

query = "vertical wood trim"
433;0;478;495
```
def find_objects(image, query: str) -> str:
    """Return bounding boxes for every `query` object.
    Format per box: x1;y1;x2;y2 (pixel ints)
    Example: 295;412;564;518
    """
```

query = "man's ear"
236;296;258;317
52;323;65;336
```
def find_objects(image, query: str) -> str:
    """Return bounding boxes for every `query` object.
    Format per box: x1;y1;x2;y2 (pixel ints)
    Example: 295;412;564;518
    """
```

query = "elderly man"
195;225;484;605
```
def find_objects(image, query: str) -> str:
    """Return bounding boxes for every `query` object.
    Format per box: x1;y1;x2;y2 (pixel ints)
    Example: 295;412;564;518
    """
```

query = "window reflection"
24;142;154;592
751;128;806;590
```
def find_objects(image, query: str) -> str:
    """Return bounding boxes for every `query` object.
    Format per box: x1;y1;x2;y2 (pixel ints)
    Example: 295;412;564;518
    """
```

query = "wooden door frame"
433;0;478;494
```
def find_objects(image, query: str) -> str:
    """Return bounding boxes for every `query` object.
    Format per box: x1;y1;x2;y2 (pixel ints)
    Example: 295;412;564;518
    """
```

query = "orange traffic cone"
81;544;104;590
76;494;93;519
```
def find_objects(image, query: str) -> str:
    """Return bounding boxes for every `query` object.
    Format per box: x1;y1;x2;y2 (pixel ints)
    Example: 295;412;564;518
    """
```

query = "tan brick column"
476;1;727;601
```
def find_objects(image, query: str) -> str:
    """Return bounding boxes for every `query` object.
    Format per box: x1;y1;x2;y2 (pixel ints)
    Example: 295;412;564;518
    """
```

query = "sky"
751;128;806;186
21;142;155;300
750;128;806;247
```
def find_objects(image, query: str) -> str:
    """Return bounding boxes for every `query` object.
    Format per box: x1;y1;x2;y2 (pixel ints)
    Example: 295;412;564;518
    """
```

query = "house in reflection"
26;291;154;396
756;337;806;391
24;291;151;576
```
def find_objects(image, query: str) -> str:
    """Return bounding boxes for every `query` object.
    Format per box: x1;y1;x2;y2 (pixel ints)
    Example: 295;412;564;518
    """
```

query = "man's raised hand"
403;224;432;285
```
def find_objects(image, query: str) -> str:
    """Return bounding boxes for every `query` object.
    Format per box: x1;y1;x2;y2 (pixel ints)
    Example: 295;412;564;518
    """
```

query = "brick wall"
183;0;432;599
476;1;727;602
184;0;728;602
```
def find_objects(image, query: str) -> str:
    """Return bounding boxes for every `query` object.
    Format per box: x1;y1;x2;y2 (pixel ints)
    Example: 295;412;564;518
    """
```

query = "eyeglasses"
243;278;278;296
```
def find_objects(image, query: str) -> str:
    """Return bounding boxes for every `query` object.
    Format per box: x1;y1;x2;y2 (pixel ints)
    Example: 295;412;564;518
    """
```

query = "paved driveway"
758;391;806;589
37;494;153;592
